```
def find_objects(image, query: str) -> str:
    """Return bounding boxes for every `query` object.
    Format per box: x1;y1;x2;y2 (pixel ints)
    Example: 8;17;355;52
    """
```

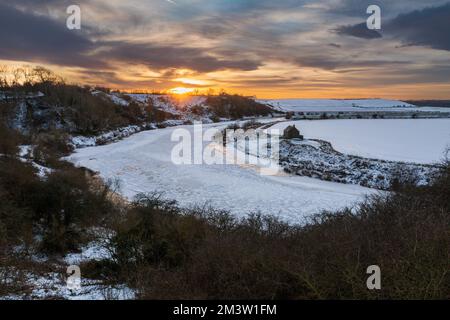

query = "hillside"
1;89;275;136
261;98;416;112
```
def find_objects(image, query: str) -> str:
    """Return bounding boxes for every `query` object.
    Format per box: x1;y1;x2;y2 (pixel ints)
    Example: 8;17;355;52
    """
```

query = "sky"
1;0;450;99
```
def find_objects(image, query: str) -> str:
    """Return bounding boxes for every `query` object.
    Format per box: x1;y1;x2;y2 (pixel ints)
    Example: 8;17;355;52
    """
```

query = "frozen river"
68;123;375;222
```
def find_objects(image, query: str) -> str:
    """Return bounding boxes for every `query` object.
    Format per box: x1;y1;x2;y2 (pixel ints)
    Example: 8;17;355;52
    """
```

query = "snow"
268;119;450;164
70;125;153;148
278;139;439;189
67;123;375;223
108;93;129;106
259;99;431;112
1;229;135;300
13;101;28;132
162;119;185;127
18;145;53;178
128;94;206;109
64;241;111;266
0;91;44;100
126;94;207;117
2;273;135;300
31;162;53;178
71;135;97;148
19;145;32;158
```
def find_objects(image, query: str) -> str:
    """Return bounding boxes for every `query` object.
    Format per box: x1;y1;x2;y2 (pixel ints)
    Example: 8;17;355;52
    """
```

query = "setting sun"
169;87;195;95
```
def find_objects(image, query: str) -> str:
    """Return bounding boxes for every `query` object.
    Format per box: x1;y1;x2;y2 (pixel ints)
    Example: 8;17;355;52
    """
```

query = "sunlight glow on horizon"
169;87;196;95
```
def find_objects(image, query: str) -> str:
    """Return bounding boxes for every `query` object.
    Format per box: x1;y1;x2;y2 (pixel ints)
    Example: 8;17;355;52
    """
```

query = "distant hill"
258;99;415;112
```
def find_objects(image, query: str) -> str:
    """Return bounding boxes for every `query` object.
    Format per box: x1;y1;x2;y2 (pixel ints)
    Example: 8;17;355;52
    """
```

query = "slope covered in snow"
269;119;450;164
260;99;417;112
128;94;206;111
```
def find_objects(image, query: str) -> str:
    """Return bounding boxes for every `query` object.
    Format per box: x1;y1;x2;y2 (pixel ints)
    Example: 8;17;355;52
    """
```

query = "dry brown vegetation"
2;137;447;299
206;93;274;119
0;66;170;136
91;165;449;299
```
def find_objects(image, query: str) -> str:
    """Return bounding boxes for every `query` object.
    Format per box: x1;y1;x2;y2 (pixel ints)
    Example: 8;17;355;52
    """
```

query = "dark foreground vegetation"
87;166;449;299
1;136;448;299
0;66;448;299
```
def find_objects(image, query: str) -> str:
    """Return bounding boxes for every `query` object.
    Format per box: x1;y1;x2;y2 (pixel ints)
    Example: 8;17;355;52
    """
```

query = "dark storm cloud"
210;0;303;12
335;2;450;51
9;0;153;36
0;3;262;73
387;3;450;51
335;23;382;39
0;3;104;68
332;0;450;18
169;0;306;19
100;42;262;72
6;0;68;7
188;17;238;39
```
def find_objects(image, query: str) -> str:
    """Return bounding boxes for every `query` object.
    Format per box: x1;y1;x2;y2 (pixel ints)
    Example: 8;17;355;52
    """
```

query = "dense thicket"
206;94;274;119
85;164;449;299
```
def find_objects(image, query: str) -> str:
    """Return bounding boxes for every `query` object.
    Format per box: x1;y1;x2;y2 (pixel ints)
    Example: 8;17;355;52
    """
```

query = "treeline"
0;66;176;137
406;100;450;108
1;66;276;137
205;94;273;119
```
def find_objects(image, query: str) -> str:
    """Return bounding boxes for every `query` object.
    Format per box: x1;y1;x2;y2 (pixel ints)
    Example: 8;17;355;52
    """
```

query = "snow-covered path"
68;123;375;222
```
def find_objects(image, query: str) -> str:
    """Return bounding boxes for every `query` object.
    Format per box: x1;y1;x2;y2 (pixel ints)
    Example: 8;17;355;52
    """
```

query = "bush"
241;119;262;130
0;191;32;247
12;167;112;254
210;115;221;123
32;130;73;167
190;105;206;116
0;158;39;253
226;122;241;131
205;94;273;119
102;164;450;299
0;123;20;157
0;151;114;256
41;169;111;253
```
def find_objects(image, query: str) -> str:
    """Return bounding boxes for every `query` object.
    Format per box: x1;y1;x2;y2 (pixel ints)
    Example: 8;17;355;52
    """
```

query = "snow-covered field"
269;119;450;164
67;123;375;222
259;98;450;113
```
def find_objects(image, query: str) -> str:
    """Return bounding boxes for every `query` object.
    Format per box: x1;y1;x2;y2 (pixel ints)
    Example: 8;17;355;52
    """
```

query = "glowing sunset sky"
1;0;450;98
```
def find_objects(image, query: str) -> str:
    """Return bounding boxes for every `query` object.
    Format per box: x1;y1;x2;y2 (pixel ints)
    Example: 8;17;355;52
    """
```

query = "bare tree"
0;65;11;101
32;66;64;95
